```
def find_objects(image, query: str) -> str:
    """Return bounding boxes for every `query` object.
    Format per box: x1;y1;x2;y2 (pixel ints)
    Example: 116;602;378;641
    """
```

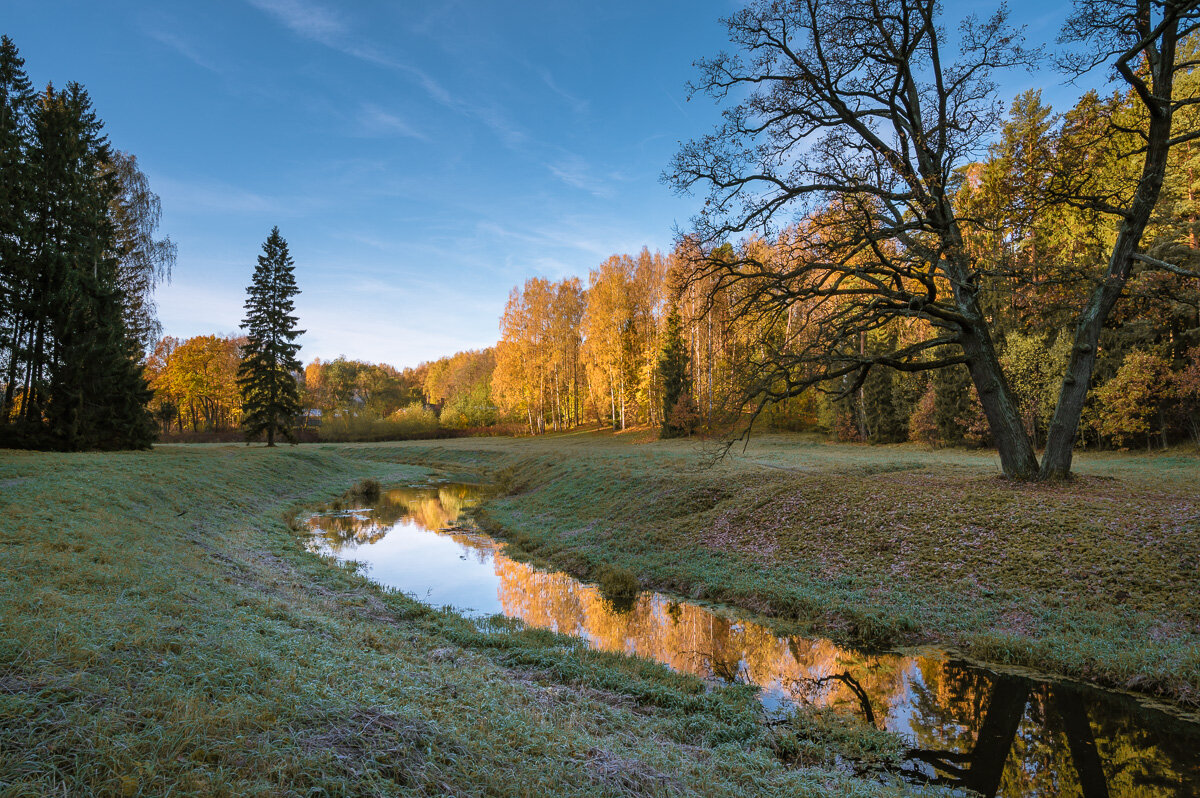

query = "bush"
1095;350;1171;449
319;404;440;442
664;394;699;438
908;384;939;447
597;565;640;611
350;478;381;500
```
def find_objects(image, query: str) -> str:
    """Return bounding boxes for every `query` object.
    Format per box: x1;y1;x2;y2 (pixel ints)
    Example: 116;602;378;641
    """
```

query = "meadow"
0;441;929;797
368;432;1200;707
2;433;1197;795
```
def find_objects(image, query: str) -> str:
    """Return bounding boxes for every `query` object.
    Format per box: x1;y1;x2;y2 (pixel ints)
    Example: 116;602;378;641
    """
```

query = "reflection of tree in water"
305;484;487;554
307;486;1199;797
491;554;1198;798
491;554;914;709
903;664;1199;797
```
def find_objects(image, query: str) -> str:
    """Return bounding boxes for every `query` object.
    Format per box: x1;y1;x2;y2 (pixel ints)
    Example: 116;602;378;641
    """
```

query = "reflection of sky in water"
306;485;1200;798
326;519;504;616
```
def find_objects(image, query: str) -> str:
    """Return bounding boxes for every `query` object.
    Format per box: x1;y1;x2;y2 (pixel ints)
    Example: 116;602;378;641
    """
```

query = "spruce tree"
862;367;905;444
0;41;155;450
238;227;303;446
933;361;972;446
656;306;691;437
0;36;33;416
35;83;156;450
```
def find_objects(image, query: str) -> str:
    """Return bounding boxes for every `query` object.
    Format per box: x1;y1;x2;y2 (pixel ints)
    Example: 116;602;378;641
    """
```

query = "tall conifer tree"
33;83;155;449
238;227;303;446
0;35;33;416
657;306;691;437
0;39;155;449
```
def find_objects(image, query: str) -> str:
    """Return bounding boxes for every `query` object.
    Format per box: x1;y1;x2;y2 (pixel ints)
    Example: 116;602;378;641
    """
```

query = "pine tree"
238;227;303;446
0;35;33;416
933;361;972;446
657;306;691;437
862;366;904;443
35;83;155;450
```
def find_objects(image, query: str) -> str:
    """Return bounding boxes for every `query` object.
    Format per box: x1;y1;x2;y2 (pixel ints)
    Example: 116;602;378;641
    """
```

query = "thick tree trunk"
1041;15;1178;478
1042;115;1173;478
959;321;1040;479
1041;239;1134;478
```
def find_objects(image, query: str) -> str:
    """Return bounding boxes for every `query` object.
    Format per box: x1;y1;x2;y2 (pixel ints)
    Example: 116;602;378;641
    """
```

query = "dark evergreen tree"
657;306;691;437
862;366;905;444
933;361;973;446
49;281;155;449
238;227;303;446
0;40;156;450
0;35;33;416
33;83;155;450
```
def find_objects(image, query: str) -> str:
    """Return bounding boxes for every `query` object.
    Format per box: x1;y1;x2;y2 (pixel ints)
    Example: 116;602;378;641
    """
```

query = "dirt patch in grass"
581;747;682;796
297;707;448;786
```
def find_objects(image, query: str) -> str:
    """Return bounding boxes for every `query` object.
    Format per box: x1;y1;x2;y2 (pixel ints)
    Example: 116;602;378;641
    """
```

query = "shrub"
1096;350;1171;449
350;478;381;500
319;404;440;442
908;384;939;447
597;565;640;610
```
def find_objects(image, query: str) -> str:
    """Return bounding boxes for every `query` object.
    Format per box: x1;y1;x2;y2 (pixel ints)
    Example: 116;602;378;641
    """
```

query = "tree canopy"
665;0;1200;478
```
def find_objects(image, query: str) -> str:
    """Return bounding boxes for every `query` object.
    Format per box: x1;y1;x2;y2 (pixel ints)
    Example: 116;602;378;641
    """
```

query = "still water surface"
305;483;1200;797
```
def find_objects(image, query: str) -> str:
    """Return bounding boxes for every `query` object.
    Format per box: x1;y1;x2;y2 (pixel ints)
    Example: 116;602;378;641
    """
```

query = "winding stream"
305;482;1200;797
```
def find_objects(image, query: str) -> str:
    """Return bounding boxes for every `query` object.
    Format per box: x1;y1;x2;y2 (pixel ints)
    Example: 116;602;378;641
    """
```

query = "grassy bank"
358;432;1200;707
0;444;927;796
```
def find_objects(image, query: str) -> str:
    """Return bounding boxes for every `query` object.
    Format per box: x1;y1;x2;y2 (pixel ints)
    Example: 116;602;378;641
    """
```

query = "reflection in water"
307;485;1200;798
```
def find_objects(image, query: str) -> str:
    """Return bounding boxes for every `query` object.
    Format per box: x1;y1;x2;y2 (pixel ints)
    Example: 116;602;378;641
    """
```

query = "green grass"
0;443;931;797
352;432;1200;707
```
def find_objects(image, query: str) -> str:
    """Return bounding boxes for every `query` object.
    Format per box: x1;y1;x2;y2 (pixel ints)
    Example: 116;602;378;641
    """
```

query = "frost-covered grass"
362;432;1200;706
0;443;930;797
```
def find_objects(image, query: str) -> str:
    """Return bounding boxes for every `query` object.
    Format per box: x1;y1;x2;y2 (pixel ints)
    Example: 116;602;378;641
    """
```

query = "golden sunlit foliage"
146;78;1199;451
146;334;243;433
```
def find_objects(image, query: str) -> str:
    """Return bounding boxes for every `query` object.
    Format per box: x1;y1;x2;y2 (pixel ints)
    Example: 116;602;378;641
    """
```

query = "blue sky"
7;0;1092;368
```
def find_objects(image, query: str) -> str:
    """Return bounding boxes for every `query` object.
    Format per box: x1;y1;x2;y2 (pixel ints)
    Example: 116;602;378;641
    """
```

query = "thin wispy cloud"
547;156;616;198
476;220;616;260
155;176;317;217
356;104;427;141
540;69;589;116
660;84;690;119
245;0;346;44
243;0;529;154
146;30;222;74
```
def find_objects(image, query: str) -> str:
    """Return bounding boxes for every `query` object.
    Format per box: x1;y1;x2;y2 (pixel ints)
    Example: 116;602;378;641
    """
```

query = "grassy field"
0;443;930;797
358;431;1200;708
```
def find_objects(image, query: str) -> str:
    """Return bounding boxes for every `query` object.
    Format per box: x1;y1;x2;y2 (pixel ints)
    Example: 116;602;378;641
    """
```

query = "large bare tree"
666;0;1200;479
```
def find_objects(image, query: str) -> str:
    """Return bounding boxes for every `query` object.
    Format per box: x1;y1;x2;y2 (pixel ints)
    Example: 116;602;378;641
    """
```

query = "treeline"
429;87;1200;450
0;36;173;450
144;336;497;441
139;87;1200;451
